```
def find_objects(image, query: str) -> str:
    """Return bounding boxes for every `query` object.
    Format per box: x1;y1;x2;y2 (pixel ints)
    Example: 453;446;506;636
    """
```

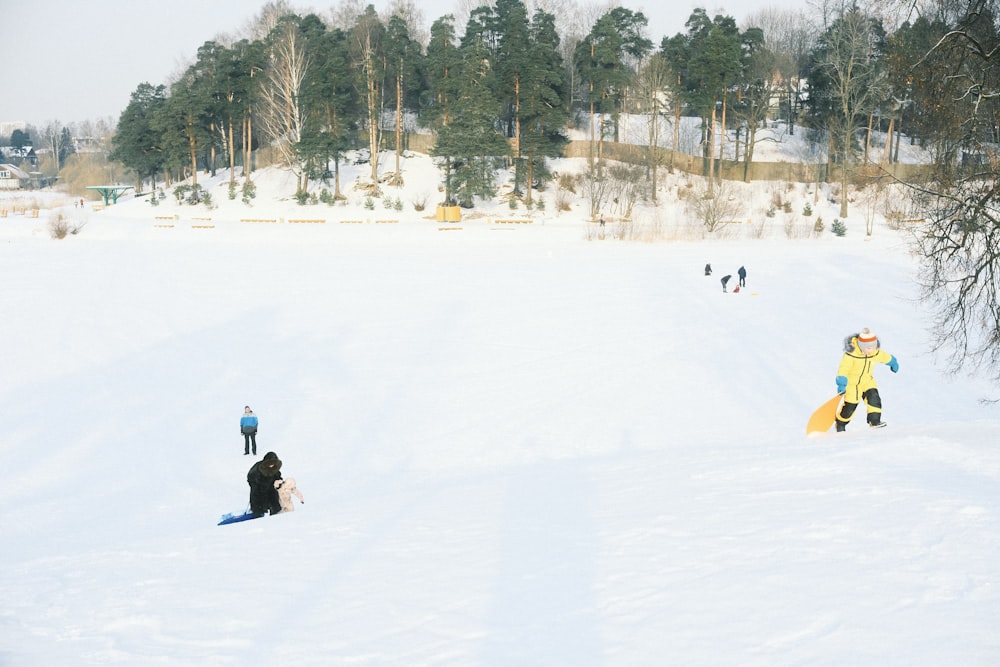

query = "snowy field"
1;149;999;665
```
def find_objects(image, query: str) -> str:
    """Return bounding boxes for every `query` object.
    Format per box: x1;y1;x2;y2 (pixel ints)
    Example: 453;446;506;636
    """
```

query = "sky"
1;0;786;128
1;143;999;663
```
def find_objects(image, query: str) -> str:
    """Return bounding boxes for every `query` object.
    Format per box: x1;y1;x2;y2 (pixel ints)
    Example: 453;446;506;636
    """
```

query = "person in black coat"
738;265;747;287
247;451;283;517
721;274;731;292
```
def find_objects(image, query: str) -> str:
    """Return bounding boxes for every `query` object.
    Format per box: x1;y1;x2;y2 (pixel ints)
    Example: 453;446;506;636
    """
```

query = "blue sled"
218;510;257;526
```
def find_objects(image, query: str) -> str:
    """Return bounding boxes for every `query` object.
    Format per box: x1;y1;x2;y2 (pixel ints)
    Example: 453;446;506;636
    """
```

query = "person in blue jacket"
241;406;259;455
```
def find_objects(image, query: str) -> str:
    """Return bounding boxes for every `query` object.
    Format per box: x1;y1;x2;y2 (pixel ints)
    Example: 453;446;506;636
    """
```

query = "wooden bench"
288;218;326;224
340;219;365;224
155;215;177;221
191;224;215;229
374;219;399;224
153;224;175;229
492;218;532;224
240;218;277;223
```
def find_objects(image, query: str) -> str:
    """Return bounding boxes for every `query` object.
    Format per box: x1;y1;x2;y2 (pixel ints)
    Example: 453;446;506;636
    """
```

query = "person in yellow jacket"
835;328;899;431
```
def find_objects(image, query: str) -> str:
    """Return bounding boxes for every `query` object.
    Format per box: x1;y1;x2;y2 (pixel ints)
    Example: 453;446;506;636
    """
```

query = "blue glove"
836;375;847;394
888;356;899;373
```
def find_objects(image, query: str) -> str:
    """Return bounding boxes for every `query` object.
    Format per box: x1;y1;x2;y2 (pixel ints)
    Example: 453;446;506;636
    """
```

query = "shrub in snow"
241;180;256;205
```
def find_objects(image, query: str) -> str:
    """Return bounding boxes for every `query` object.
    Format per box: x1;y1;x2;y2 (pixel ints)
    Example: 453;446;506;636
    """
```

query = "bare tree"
744;8;816;137
606;163;646;219
907;0;1000;382
583;160;612;219
244;0;298;39
634;53;673;203
686;179;742;234
813;7;889;218
258;19;311;191
385;0;428;45
40;120;63;173
328;0;365;31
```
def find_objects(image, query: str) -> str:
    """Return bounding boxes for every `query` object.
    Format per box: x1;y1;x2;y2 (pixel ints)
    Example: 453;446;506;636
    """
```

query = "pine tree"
422;16;460;133
109;83;168;190
384;14;424;187
431;39;509;207
298;17;356;197
350;6;386;190
518;9;569;204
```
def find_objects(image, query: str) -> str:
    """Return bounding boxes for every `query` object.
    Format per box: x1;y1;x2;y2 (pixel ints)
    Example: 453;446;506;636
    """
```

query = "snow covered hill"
0;151;998;666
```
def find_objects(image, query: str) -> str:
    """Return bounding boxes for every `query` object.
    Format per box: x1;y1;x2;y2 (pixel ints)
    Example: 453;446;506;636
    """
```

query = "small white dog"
274;477;305;513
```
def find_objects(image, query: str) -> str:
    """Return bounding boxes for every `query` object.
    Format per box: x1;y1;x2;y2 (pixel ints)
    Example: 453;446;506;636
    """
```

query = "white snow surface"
1;149;999;666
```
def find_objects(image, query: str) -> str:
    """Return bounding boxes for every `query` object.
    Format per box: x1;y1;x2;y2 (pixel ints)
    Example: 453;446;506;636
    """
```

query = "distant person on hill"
241;406;258;456
738;265;747;287
248;451;283;517
721;274;731;292
705;263;712;276
834;328;899;431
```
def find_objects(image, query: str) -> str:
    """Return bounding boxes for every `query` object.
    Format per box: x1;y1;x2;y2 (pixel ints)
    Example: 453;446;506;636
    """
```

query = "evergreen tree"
682;9;743;186
110;83;168;191
575;14;624;162
493;0;531;144
232;38;268;182
207;40;259;187
188;41;229;178
10;128;30;151
518;8;569;203
298;15;357;196
384;14;424;186
350;5;387;188
422;15;460;131
58;127;75;165
431;38;509;207
574;9;651;161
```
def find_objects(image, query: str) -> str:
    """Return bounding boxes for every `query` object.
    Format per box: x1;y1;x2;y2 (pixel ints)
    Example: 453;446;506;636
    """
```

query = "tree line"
105;0;997;215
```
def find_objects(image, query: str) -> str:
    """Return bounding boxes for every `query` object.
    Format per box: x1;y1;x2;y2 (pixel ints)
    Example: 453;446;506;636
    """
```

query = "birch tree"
258;16;311;192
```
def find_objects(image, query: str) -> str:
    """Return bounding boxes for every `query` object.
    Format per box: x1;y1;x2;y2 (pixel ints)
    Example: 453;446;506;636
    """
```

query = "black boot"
835;420;847;432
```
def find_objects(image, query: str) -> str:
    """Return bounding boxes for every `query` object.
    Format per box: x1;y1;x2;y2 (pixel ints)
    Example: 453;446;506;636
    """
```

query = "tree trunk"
708;104;717;196
187;118;198;186
840;126;850;219
393;72;403;186
228;115;236;188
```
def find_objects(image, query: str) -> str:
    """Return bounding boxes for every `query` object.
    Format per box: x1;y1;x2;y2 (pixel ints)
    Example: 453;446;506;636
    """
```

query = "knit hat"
857;328;879;350
259;451;282;476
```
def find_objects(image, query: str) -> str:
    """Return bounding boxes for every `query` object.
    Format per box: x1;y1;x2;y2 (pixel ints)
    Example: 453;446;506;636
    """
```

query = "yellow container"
444;206;461;222
435;205;446;221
